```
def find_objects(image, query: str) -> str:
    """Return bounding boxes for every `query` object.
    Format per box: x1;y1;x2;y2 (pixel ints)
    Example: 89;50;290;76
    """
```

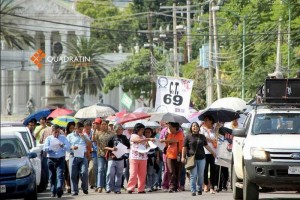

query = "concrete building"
1;0;131;116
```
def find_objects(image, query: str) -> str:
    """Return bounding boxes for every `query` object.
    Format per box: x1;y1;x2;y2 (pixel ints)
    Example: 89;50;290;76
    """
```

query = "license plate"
288;166;300;174
0;185;6;193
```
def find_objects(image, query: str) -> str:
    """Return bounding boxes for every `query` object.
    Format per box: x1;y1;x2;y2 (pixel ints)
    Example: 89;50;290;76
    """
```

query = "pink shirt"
129;134;148;160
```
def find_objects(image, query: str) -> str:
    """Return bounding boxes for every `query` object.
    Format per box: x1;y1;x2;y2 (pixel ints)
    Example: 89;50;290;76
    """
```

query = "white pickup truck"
231;106;300;200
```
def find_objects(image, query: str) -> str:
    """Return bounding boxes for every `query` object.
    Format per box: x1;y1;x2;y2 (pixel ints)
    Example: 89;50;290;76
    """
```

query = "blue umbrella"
198;108;239;123
23;108;52;125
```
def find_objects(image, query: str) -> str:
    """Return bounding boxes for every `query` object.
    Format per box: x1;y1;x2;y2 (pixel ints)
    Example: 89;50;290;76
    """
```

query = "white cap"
268;71;283;78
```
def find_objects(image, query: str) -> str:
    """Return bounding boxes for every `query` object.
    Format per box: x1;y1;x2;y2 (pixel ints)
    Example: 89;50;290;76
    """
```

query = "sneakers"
115;191;121;194
106;190;111;193
168;189;174;193
138;191;146;194
192;192;196;196
198;191;202;195
127;190;133;194
210;189;216;194
71;193;78;196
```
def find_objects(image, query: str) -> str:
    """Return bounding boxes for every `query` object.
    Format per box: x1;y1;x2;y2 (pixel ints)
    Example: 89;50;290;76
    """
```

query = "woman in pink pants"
127;123;155;193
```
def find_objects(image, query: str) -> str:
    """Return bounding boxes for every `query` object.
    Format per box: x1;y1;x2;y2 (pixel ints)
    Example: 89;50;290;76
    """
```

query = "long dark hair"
190;122;200;134
133;123;145;134
66;122;75;135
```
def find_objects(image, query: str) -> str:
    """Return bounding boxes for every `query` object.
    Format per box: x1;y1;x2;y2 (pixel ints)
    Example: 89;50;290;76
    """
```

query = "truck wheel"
232;164;243;199
243;166;259;200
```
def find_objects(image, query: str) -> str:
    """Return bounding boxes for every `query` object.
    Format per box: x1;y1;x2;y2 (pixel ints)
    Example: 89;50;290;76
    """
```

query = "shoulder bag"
185;137;200;170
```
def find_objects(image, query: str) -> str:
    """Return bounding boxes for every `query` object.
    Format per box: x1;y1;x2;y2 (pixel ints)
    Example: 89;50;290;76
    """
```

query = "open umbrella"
117;112;151;124
51;116;78;128
47;108;74;119
74;105;116;119
23;108;52;125
150;112;190;123
133;107;153;113
123;119;160;129
97;103;119;112
198;108;239;123
210;97;247;112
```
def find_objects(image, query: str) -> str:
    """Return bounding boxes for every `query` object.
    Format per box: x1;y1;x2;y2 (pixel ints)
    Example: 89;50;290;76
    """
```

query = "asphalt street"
36;188;300;200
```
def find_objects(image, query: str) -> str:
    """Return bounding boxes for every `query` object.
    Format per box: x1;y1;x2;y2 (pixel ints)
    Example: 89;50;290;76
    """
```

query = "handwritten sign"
155;76;193;115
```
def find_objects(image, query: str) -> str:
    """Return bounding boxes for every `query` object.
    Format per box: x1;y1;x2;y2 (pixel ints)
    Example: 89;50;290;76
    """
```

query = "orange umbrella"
117;112;151;124
48;108;74;119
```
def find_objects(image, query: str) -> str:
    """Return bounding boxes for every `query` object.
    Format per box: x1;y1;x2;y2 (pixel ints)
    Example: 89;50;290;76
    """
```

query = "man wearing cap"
43;125;71;198
67;122;92;196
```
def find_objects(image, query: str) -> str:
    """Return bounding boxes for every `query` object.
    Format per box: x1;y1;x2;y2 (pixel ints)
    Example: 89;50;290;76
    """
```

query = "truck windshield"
252;113;300;135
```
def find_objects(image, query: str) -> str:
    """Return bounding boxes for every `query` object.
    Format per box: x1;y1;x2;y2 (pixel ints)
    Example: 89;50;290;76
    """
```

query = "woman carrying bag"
181;122;216;196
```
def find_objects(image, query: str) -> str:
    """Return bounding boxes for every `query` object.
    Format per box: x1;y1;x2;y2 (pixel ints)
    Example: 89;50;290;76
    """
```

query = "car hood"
246;134;300;149
0;157;30;174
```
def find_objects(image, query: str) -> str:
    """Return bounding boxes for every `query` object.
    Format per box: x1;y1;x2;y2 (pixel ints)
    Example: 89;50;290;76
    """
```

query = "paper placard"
74;145;85;158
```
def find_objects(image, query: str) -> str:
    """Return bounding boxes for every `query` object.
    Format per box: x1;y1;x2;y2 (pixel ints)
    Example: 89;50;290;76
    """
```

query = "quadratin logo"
31;49;46;69
30;49;91;69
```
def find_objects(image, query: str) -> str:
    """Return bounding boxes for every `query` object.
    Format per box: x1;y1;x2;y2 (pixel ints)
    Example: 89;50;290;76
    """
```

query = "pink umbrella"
48;108;74;119
117;112;151;124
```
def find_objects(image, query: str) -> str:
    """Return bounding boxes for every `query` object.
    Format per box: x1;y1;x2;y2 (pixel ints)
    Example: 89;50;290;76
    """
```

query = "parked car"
0;122;47;192
0;131;37;200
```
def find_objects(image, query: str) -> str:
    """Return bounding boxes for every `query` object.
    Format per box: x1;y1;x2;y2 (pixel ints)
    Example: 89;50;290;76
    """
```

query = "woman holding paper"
105;124;130;194
127;123;155;194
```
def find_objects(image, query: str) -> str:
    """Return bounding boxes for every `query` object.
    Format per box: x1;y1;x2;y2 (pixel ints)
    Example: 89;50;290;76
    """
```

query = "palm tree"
0;0;34;49
58;37;109;96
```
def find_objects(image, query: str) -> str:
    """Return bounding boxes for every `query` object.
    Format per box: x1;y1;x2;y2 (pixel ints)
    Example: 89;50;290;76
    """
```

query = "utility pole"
275;18;282;72
212;2;221;99
207;1;214;106
186;0;191;62
173;1;179;76
242;17;246;100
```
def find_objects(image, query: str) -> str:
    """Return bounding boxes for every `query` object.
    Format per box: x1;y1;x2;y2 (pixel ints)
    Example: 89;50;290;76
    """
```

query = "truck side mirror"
232;128;247;137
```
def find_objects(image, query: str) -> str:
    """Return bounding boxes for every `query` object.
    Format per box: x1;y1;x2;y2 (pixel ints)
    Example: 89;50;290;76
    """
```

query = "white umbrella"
74;105;116;119
210;97;247;112
133;107;154;113
123;119;160;129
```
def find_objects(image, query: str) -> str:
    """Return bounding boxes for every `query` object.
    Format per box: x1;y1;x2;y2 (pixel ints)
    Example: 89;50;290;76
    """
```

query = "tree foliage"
102;49;166;106
58;37;109;96
0;0;34;49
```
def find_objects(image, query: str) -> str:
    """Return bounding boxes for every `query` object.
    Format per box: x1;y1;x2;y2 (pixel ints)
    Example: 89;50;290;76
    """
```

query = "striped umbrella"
51;116;78;128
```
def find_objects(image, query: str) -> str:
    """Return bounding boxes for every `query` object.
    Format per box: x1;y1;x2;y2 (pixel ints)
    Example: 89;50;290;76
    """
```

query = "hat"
268;71;283;78
94;118;102;124
108;121;114;126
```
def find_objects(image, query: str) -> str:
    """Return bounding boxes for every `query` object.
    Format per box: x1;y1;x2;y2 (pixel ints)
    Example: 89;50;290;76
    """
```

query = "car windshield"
252;113;300;135
0;138;27;159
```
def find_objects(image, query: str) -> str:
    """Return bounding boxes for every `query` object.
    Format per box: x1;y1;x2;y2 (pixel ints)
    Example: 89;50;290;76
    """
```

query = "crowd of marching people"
25;115;232;198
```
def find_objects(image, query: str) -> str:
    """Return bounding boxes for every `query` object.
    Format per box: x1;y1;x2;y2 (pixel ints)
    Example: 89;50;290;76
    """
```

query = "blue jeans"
48;157;65;195
189;158;206;193
97;156;107;188
106;159;124;192
146;157;155;189
69;156;88;194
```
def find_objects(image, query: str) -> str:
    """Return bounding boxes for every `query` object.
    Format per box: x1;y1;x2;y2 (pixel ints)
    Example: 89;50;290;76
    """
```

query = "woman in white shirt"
200;115;218;194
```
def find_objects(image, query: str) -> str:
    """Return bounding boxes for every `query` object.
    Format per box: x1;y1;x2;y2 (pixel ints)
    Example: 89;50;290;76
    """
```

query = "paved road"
37;189;300;200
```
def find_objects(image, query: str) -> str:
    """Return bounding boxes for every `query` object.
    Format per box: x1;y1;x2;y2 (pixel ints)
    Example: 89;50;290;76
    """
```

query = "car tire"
25;184;37;200
232;164;243;199
37;167;47;192
243;166;259;200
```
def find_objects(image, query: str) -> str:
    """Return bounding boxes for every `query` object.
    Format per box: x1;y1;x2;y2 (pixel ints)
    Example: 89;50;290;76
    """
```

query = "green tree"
102;48;166;106
58;37;109;96
76;0;139;52
0;0;34;49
